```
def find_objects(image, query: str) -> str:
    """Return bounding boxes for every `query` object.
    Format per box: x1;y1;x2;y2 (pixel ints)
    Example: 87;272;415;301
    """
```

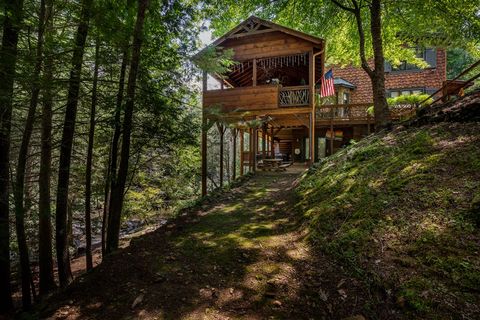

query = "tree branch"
351;0;374;77
330;0;356;13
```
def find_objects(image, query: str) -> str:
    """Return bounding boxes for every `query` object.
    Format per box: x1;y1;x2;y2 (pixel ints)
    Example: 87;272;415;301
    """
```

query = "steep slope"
296;117;480;318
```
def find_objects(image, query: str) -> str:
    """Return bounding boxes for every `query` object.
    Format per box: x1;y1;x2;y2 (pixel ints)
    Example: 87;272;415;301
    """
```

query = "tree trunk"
369;0;390;131
102;47;129;257
106;0;149;254
38;0;56;295
55;0;93;287
85;39;99;271
14;0;48;307
0;0;24;313
335;0;391;132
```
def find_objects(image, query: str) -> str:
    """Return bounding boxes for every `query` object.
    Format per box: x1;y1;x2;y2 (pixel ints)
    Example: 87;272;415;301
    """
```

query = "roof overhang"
334;78;356;89
193;16;325;60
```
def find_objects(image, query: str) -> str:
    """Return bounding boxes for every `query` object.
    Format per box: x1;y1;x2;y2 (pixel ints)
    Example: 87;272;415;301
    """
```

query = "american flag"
320;69;335;97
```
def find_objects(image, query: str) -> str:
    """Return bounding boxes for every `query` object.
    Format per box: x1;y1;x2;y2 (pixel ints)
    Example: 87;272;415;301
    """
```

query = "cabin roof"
334;78;356;89
194;16;324;59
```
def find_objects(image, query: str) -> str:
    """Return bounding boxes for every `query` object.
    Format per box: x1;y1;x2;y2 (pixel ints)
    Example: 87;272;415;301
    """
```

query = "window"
343;92;350;104
386;47;437;72
388;88;425;98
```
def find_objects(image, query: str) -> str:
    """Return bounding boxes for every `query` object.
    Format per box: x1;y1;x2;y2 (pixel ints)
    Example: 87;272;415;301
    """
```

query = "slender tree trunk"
333;0;390;131
38;0;56;295
369;0;390;130
106;0;150;254
14;0;48;307
55;0;93;287
85;40;100;271
0;0;24;313
102;47;129;257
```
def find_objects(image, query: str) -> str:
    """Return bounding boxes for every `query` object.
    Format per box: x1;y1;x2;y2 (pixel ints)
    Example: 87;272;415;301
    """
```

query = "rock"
272;300;282;307
229;288;234;295
131;294;144;309
338;289;347;299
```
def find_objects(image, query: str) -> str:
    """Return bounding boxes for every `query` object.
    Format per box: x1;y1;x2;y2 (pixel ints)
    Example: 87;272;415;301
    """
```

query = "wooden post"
270;126;275;158
232;128;237;180
249;128;253;173
201;71;208;196
262;125;266;160
252;58;257;86
240;129;244;176
217;123;225;187
309;50;315;163
252;127;257;173
330;106;334;156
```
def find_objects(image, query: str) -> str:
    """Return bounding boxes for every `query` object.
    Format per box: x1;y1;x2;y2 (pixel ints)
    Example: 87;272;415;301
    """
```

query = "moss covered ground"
296;122;480;318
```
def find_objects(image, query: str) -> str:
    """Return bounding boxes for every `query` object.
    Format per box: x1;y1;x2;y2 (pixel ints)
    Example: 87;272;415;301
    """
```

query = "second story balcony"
203;84;311;112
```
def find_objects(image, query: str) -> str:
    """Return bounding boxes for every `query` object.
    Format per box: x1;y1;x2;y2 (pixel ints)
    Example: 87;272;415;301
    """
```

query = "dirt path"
39;170;399;320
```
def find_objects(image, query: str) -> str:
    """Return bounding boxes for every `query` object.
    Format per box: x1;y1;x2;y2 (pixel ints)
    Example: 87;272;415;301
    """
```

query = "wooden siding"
203;85;279;112
221;31;314;61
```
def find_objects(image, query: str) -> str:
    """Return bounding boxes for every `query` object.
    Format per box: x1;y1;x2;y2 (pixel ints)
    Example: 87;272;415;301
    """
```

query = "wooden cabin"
197;16;414;195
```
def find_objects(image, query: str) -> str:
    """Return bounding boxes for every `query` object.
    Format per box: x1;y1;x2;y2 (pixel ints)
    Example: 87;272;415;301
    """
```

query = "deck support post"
201;71;208;196
309;50;315;164
217;123;226;187
240;129;244;176
252;126;257;173
262;124;266;160
270;126;274;158
231;128;237;180
249;128;253;173
308;113;312;163
330;106;334;156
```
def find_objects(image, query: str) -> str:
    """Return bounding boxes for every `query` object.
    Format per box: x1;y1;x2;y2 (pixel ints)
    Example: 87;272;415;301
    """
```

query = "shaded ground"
35;168;400;320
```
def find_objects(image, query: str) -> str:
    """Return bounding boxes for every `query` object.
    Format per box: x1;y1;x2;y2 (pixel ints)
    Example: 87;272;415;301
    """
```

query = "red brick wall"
332;48;447;103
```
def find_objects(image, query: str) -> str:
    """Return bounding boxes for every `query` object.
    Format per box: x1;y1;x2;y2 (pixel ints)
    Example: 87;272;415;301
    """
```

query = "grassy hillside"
296;122;480;318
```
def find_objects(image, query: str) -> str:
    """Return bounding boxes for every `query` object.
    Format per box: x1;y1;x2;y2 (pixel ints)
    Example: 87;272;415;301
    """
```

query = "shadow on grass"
31;170;395;320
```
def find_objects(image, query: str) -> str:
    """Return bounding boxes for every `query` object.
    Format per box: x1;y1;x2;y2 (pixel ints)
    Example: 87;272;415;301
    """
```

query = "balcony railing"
317;103;416;123
279;86;310;107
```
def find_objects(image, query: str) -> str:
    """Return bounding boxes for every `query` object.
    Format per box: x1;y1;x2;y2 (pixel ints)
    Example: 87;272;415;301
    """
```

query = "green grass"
296;122;480;318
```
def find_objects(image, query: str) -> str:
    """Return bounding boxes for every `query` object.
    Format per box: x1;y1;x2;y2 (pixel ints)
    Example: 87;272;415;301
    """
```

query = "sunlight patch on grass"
221;203;243;213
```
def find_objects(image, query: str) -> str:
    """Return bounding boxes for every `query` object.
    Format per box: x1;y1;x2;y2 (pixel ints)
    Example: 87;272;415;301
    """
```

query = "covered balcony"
203;52;322;112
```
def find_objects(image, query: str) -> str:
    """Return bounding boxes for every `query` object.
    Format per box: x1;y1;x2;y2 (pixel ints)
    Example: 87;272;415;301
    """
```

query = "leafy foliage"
207;0;480;67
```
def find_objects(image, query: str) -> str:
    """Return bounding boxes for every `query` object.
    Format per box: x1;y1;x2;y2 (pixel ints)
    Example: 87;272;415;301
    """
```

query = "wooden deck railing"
317;103;416;123
279;85;310;107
